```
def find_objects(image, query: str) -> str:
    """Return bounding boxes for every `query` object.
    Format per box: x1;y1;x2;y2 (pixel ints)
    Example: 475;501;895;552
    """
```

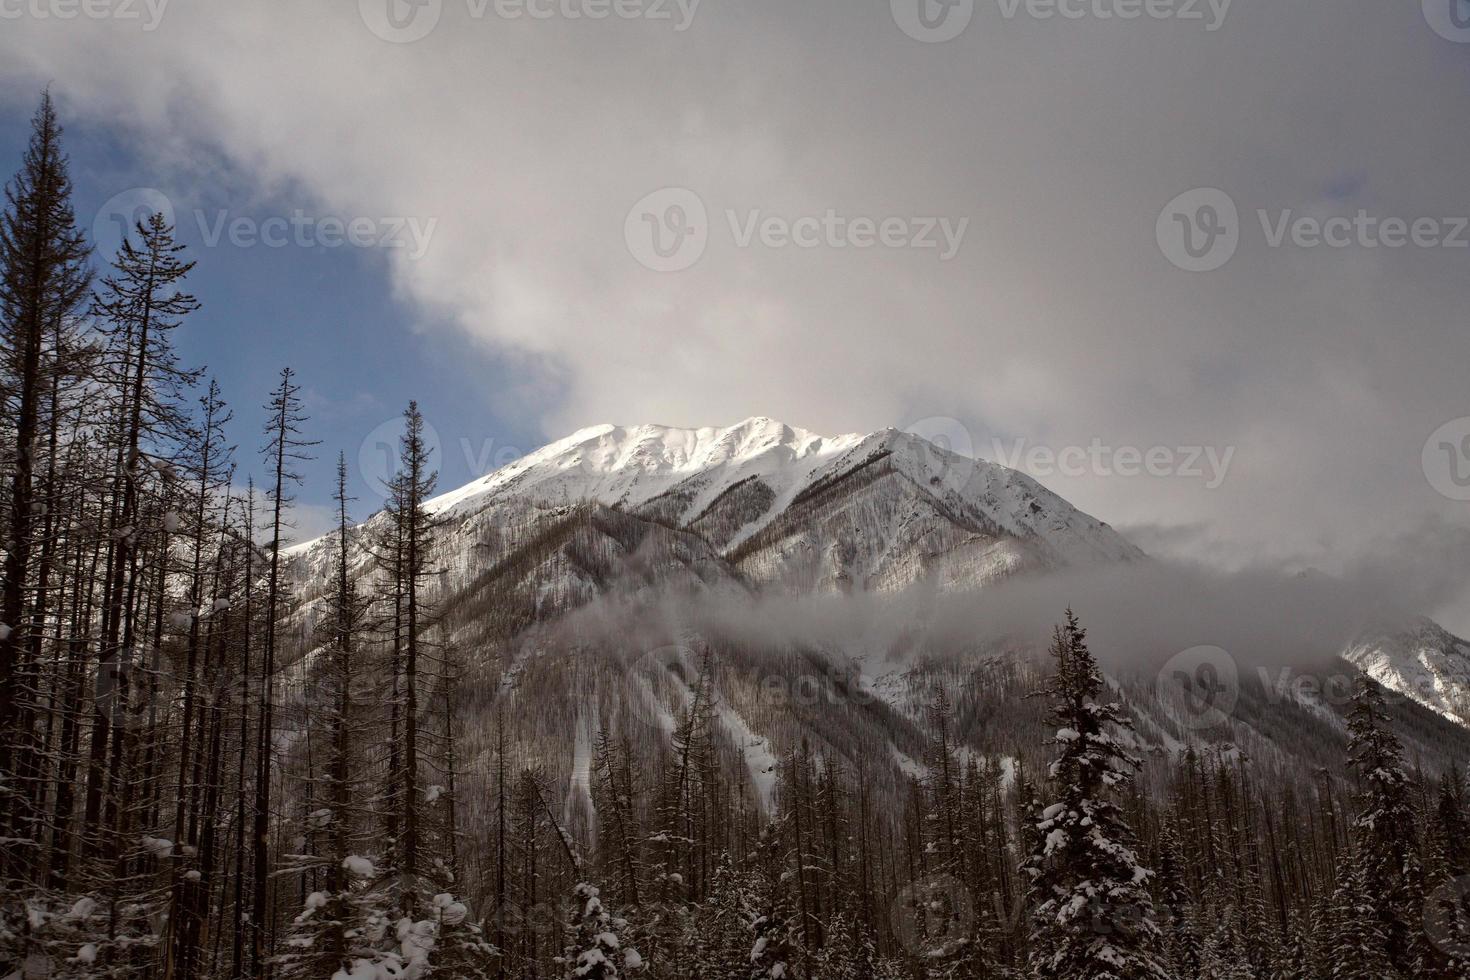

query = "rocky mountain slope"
1344;618;1470;727
277;418;1470;844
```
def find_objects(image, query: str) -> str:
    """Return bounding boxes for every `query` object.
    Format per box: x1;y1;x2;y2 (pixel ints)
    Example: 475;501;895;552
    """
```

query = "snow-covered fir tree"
1021;610;1170;980
1345;676;1422;976
561;881;641;979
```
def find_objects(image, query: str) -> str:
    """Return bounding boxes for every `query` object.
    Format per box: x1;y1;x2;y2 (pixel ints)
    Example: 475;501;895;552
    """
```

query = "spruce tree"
1344;676;1420;974
251;366;316;971
562;882;636;979
0;93;91;857
1021;610;1169;980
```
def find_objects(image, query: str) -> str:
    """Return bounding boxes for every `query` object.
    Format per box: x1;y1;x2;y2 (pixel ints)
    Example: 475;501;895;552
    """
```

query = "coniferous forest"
2;93;1470;980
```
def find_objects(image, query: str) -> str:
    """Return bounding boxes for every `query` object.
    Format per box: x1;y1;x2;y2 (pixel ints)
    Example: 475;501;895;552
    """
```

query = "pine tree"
167;379;235;979
0;93;92;866
747;825;799;980
376;400;444;917
561;882;638;979
1021;610;1169;980
592;729;645;908
1323;859;1394;980
1155;821;1201;979
251;366;316;971
273;456;373;979
1344;676;1420;974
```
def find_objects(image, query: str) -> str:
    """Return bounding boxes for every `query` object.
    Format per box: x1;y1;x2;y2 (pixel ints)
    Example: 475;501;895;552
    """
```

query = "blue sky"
0;97;542;539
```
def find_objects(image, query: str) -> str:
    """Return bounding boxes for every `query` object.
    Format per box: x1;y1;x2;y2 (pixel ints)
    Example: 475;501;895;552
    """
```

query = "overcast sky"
2;0;1468;627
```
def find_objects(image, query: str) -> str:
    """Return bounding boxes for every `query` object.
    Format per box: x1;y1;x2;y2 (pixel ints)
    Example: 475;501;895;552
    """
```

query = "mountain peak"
407;417;1143;573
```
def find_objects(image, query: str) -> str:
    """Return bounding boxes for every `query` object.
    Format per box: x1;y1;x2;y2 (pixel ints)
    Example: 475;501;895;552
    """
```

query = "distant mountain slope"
274;417;1470;847
364;417;1141;589
1344;618;1470;727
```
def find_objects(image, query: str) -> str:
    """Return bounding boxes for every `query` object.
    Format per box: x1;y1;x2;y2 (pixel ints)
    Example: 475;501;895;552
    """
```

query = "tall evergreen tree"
1022;610;1169;980
1344;676;1421;975
251;366;315;972
0;90;91;867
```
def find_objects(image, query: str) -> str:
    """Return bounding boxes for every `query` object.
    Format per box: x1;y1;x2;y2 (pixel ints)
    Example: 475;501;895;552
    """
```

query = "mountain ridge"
299;417;1143;577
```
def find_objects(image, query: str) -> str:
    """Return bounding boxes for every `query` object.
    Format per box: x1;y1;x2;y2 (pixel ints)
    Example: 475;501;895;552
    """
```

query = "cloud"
3;0;1469;609
546;519;1470;678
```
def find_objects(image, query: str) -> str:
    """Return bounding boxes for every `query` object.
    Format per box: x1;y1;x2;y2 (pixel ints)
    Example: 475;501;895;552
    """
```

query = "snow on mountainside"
1344;618;1470;727
270;417;1470;845
413;417;1140;574
426;417;864;527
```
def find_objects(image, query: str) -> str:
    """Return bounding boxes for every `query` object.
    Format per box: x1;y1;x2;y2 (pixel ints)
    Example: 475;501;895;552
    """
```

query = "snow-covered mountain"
1344;619;1470;727
414;417;1139;589
275;416;1470;844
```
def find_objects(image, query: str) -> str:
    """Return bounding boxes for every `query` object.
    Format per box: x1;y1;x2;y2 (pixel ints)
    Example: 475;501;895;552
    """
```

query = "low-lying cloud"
545;519;1470;676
